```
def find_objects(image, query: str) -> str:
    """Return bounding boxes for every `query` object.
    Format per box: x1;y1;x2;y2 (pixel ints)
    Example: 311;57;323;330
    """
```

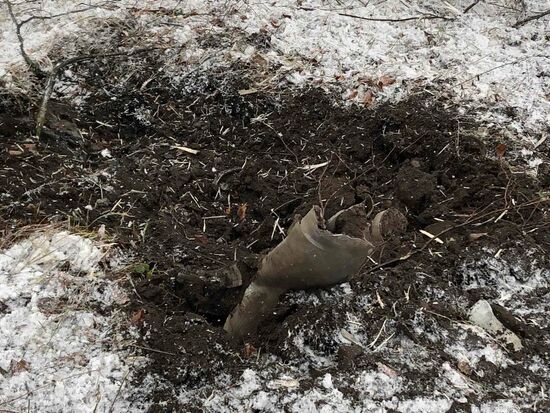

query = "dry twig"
513;9;550;28
5;0;46;78
463;0;482;14
298;7;453;22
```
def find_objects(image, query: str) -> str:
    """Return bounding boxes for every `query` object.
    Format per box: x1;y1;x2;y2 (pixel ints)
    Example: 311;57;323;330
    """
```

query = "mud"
1;61;549;411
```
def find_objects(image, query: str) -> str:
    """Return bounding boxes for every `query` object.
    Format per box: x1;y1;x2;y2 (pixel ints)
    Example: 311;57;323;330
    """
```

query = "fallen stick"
513;9;550;28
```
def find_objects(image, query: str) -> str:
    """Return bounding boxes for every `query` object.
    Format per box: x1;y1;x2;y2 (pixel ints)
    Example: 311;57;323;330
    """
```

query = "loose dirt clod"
1;69;548;409
395;165;437;212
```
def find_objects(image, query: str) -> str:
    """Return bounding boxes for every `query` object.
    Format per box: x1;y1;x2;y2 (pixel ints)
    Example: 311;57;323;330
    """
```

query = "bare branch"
463;0;482;14
298;7;454;22
456;54;549;87
513;9;550;28
18;5;107;25
4;0;46;77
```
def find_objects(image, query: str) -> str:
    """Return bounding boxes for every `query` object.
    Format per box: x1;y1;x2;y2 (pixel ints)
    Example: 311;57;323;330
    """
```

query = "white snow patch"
461;248;549;303
1;0;548;142
472;399;521;412
229;0;550;135
396;397;453;413
0;230;149;412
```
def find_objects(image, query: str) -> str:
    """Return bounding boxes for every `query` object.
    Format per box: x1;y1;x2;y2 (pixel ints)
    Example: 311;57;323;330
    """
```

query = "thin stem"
513;9;550;28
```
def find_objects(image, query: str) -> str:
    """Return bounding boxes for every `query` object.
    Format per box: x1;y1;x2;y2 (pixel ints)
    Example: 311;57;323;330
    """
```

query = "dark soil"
1;61;549;411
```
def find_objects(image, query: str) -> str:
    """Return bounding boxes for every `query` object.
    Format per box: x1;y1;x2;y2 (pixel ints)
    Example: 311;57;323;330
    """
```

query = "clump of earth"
1;57;548;411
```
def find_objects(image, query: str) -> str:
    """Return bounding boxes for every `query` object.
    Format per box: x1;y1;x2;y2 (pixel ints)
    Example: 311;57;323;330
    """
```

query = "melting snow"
0;230;148;412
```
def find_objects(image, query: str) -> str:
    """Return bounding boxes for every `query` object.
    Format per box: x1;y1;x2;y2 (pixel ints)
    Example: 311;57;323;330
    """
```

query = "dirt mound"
1;64;548;411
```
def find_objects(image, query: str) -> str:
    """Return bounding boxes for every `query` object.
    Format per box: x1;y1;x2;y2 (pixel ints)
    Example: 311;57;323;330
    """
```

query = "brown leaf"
8;150;23;156
10;359;30;374
243;343;257;358
496;143;507;158
346;89;358;100
57;352;89;367
22;143;37;152
251;53;268;68
362;90;375;106
358;76;375;86
378;75;396;89
131;308;145;324
457;360;472;376
237;203;248;221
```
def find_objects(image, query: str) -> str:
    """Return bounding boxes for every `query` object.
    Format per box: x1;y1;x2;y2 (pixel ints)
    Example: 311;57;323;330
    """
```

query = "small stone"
469;299;523;351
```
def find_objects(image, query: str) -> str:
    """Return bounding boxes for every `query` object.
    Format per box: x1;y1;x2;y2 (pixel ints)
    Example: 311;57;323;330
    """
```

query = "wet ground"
1;59;549;411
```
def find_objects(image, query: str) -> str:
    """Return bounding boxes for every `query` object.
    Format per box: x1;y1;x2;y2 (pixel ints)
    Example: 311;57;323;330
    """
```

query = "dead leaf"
270;18;281;28
131;308;145;324
378;75;396;89
237;203;248;221
496;143;507;158
8;150;23;156
243;343;257;358
22;143;37;153
457;360;472;376
268;377;300;389
251;53;268;68
358;76;375;86
362;90;375;106
58;352;89;367
346;89;358;100
37;297;61;314
469;232;488;241
10;359;30;374
340;329;362;346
